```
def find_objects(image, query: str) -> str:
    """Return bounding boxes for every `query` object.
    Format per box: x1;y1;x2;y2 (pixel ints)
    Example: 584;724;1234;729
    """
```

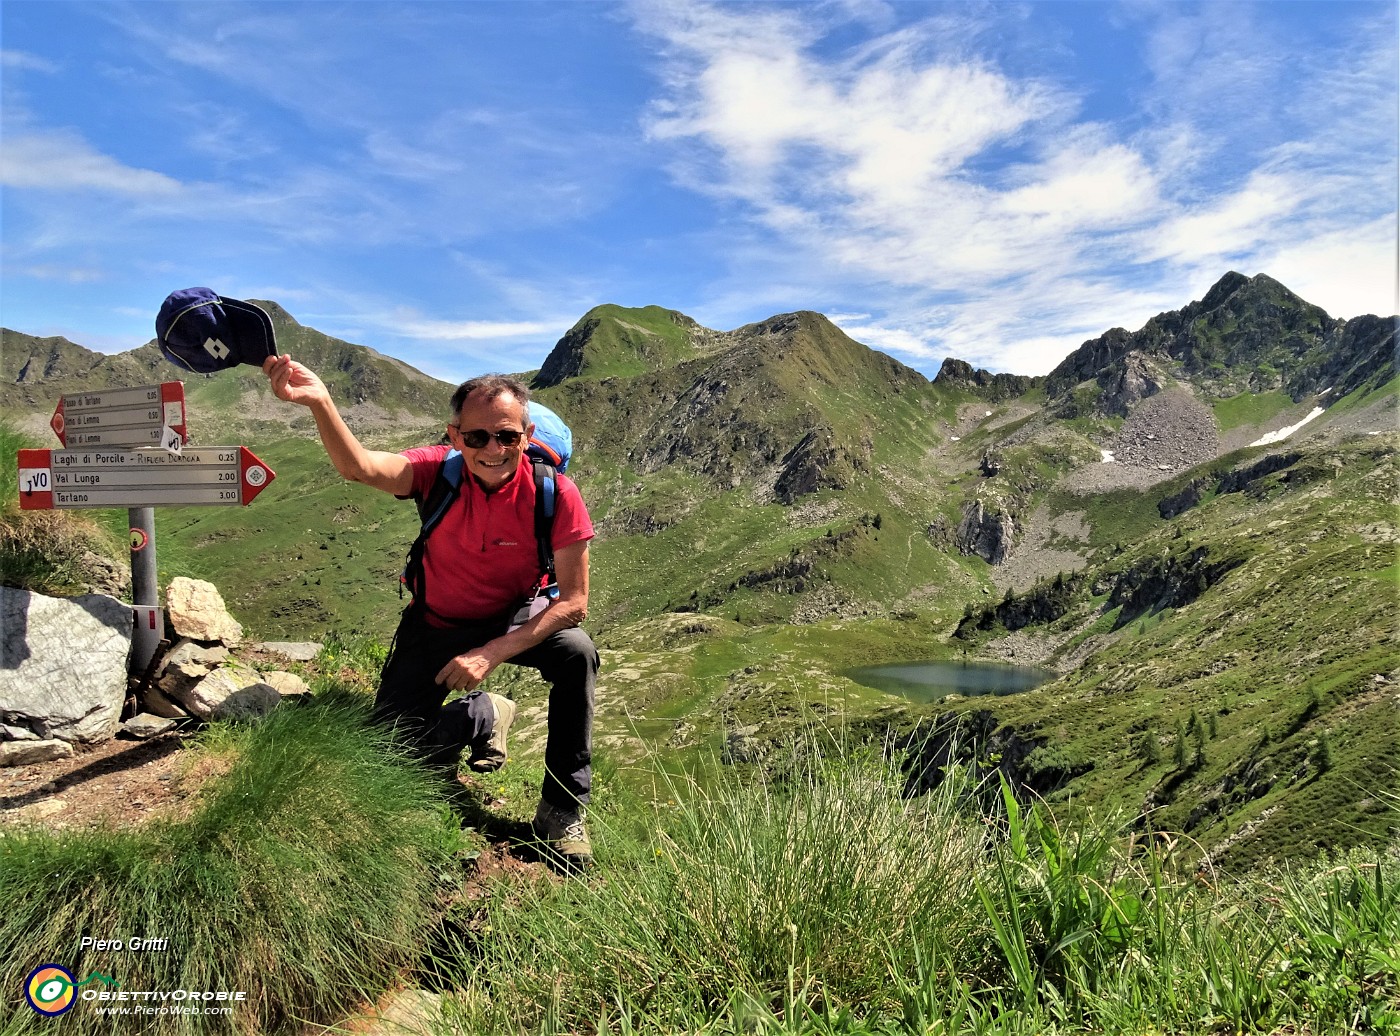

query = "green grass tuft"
0;690;464;1034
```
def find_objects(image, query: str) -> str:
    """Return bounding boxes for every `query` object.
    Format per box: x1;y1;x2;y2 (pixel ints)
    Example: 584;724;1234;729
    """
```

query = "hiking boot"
532;799;592;867
466;693;516;773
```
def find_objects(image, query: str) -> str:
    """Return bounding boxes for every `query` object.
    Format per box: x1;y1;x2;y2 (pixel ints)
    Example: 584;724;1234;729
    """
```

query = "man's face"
448;390;535;490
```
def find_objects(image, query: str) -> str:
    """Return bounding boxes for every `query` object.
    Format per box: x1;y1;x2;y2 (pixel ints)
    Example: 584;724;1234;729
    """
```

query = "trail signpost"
50;382;187;452
17;447;275;510
16;382;276;672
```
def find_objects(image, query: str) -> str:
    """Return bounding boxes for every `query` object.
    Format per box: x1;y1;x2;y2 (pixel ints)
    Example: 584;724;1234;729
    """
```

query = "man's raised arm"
262;355;413;497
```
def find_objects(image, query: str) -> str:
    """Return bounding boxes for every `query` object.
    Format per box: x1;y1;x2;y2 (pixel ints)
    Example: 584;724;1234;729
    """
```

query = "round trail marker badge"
130;527;150;552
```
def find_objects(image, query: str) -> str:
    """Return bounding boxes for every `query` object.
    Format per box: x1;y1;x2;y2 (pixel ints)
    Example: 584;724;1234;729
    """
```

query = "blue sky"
2;1;1396;381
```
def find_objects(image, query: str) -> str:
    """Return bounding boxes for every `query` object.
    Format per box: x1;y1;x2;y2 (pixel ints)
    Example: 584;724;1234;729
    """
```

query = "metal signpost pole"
128;506;161;673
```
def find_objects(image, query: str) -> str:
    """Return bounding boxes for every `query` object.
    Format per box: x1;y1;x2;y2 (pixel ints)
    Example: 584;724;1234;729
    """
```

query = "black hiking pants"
374;608;598;808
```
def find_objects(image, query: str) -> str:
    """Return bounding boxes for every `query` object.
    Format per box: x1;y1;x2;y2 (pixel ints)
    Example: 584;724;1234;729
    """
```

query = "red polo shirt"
400;444;594;624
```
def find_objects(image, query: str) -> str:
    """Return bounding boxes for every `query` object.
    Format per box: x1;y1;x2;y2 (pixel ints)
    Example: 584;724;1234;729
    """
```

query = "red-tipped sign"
51;382;187;450
17;447;275;509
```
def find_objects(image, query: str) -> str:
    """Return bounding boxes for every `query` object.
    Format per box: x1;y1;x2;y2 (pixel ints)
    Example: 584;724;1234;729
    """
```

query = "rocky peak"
1196;270;1253;310
1044;271;1391;406
933;357;1038;401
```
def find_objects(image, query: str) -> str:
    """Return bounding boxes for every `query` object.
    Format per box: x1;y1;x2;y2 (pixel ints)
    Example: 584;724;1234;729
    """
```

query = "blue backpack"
400;401;573;614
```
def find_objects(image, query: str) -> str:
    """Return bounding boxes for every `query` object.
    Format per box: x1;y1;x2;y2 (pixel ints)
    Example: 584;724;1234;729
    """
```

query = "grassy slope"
945;427;1400;871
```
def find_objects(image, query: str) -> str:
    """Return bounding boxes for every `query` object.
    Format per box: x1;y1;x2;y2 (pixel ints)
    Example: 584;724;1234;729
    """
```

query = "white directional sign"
51;383;187;451
17;447;275;510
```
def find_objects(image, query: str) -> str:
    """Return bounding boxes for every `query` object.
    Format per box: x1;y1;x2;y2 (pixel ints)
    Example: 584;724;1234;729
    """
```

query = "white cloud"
5;264;106;284
1258;216;1399;320
1143;170;1304;265
828;317;934;358
1;50;58;73
0;132;183;195
632;1;1397;374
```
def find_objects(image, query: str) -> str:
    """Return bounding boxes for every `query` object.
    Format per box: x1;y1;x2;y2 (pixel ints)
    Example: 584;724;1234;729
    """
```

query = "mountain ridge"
3;272;1396;871
6;271;1395;415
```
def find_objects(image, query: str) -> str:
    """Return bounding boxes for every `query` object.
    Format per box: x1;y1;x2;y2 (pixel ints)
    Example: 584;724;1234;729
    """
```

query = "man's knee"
546;627;599;672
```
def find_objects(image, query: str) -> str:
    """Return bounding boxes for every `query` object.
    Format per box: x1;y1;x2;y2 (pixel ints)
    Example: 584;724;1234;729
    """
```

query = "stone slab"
262;671;310;697
122;713;178;739
0;739;74;767
255;641;323;662
166;578;243;647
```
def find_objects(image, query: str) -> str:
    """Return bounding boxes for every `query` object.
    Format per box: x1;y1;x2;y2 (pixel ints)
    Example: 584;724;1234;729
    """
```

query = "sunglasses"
449;424;525;449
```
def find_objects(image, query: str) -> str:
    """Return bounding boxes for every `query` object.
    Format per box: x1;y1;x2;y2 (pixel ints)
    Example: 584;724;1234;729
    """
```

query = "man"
263;354;598;866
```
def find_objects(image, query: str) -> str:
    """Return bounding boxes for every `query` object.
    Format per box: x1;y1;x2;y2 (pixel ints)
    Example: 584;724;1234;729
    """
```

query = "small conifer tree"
1142;729;1162;765
1316;731;1335;773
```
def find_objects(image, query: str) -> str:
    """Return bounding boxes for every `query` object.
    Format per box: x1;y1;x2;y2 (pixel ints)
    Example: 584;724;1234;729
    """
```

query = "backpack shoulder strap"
531;456;558;584
416;450;465;529
402;450;465;603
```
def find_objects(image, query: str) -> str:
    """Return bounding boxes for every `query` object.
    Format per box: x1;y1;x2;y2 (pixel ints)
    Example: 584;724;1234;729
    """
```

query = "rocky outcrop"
774;428;855;504
933;358;1038;401
1218;452;1304;495
0;588;130;745
956;499;1017;565
897;710;1091;799
1098;353;1165;416
955;571;1087;638
1158;477;1212;520
1157;452;1303;519
1106;547;1241;627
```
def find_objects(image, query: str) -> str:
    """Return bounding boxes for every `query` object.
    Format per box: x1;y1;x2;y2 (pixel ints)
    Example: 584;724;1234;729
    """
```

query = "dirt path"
0;731;204;831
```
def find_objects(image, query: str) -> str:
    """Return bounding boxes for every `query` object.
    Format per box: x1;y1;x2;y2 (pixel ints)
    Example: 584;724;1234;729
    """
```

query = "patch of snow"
950;436;961;442
1100;450;1116;463
1250;407;1325;447
1370;430;1381;436
984;410;993;417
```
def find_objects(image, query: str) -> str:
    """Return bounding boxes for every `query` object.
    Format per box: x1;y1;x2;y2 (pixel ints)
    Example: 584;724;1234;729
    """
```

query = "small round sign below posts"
129;527;150;552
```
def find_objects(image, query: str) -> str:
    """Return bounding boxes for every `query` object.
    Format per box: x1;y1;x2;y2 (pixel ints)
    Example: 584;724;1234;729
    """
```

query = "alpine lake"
845;660;1054;704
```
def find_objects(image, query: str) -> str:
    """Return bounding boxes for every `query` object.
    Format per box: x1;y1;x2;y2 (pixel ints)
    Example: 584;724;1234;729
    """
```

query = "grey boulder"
0;588;130;745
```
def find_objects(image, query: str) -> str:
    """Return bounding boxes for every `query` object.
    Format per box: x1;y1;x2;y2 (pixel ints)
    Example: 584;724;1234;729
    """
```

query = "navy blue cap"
156;287;278;373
